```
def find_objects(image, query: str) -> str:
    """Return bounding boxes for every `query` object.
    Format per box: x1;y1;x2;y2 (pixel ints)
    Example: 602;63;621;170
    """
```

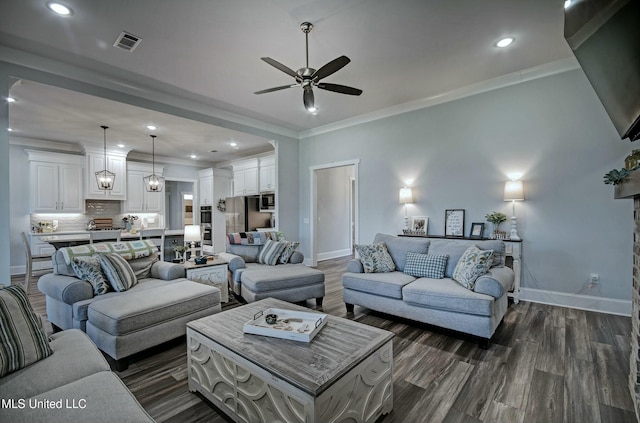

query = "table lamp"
399;187;413;230
503;179;524;240
184;224;201;261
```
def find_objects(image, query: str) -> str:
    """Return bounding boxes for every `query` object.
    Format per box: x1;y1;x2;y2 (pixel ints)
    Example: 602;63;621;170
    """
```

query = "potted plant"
485;211;507;239
172;245;186;263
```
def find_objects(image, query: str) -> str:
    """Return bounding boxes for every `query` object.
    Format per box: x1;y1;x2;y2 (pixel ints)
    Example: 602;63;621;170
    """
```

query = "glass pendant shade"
144;134;165;192
95;125;115;191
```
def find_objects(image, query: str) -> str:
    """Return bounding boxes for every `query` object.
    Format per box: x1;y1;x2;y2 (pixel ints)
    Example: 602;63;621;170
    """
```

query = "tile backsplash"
31;200;162;232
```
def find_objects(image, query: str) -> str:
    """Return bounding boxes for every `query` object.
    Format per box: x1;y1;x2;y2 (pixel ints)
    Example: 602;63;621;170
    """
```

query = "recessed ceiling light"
47;2;72;16
117;143;125;148
146;125;157;131
229;142;237;147
6;97;16;103
495;37;515;48
190;154;197;159
7;128;13;132
564;0;572;9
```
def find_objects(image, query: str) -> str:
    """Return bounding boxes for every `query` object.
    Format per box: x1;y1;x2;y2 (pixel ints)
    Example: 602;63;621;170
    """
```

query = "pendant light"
144;134;165;192
95;125;115;191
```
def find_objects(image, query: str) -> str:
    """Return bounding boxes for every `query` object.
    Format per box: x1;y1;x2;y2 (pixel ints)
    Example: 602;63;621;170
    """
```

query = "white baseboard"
520;287;631;316
10;265;26;276
317;248;352;262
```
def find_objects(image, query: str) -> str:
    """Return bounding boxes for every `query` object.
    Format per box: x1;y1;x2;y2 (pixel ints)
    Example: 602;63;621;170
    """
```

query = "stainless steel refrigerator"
225;196;272;233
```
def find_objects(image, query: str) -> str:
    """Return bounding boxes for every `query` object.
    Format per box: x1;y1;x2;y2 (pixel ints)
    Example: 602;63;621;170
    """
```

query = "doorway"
309;159;359;266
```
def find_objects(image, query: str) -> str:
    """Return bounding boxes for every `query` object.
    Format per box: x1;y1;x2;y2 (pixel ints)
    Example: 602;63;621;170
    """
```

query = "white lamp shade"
504;180;524;201
399;187;413;204
184;225;201;242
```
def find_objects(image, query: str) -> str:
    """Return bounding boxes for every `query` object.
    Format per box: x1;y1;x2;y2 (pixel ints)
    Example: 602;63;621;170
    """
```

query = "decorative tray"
243;308;328;343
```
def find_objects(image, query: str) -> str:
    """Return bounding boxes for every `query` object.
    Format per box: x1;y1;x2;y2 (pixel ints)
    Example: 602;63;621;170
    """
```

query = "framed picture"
410;216;429;234
469;222;485;239
445;209;465;237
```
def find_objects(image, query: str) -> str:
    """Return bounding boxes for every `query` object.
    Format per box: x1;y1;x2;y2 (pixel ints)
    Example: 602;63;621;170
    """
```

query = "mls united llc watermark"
2;398;87;409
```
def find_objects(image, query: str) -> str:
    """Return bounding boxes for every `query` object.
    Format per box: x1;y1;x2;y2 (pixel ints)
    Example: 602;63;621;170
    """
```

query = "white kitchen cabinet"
85;148;127;200
125;163;164;213
232;158;259;196
199;170;214;206
27;151;84;213
259;155;276;192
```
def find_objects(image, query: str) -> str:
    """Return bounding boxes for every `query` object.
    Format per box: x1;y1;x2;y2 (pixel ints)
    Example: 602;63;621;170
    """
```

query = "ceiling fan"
254;22;363;112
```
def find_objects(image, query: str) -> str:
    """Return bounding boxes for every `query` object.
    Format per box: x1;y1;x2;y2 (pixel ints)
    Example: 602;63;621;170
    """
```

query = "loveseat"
37;240;221;370
219;231;325;305
342;233;514;345
0;285;154;423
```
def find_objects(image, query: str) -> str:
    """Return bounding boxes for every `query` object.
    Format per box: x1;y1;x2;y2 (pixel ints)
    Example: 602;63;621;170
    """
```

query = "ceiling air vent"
113;31;142;52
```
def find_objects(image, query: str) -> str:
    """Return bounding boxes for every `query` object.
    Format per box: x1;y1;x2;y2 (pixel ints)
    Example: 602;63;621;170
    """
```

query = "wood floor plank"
524;370;564;423
564;357;602;423
17;256;638;423
535;309;566;376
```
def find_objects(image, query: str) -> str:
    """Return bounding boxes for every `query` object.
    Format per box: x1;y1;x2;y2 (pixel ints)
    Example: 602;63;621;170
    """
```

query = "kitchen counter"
32;229;184;245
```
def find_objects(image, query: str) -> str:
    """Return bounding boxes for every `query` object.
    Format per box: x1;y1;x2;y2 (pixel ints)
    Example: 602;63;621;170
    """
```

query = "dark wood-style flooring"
16;256;637;423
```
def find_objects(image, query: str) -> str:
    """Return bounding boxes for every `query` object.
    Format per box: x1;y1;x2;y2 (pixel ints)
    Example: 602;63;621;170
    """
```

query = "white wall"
316;165;354;260
299;69;633;310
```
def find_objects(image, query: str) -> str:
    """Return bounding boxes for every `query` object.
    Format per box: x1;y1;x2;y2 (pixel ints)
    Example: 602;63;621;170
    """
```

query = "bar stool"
139;229;166;261
89;229;122;244
20;231;52;293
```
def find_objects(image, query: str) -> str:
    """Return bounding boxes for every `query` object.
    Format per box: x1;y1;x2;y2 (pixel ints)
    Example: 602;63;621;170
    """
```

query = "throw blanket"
59;240;158;265
226;231;284;245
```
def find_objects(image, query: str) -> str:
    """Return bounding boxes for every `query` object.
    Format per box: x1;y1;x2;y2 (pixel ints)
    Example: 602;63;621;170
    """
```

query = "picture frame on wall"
445;209;465;237
410;216;429;234
469;222;485;239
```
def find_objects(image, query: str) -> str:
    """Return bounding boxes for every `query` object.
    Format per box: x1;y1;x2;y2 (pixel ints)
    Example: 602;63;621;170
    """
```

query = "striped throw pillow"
404;253;449;279
0;285;53;377
98;253;138;292
258;239;287;266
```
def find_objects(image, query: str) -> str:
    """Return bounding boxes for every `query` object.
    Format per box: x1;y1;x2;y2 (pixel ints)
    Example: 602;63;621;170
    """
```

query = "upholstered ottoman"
239;264;325;305
86;280;221;370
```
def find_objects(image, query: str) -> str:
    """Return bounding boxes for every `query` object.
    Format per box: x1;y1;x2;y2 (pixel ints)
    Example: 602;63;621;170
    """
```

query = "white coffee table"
187;298;394;423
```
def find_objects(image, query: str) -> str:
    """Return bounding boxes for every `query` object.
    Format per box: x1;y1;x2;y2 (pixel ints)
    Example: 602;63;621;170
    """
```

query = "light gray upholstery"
38;242;221;365
225;238;325;304
342;234;514;341
0;329;154;423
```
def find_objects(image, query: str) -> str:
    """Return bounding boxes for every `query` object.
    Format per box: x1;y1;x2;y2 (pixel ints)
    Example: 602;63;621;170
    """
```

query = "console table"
398;235;522;304
183;258;229;303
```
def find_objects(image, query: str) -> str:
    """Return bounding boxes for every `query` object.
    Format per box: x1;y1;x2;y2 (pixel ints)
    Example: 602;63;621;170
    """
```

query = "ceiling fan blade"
303;87;315;110
317;83;363;96
261;57;298;78
254;84;298;95
311;55;351;81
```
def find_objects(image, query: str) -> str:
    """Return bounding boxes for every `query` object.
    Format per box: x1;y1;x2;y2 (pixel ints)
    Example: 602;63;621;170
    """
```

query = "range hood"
564;0;640;141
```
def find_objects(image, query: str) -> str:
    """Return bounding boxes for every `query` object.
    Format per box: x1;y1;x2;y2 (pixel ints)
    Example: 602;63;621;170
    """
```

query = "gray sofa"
38;242;221;370
0;328;154;423
342;233;514;345
220;232;325;305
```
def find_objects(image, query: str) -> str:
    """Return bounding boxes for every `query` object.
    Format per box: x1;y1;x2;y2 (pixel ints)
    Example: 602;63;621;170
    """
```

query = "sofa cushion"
279;241;300;264
404;253;448;279
128;252;159;279
355;242;396;273
1;371;155;423
452;246;494;290
98;253;138;292
0;285;53;377
241;264;325;292
342;271;416;299
402;278;494;317
88;280;218;335
258;239;287;265
373;233;430;272
427;239;504;277
0;329;110;399
72;255;110;295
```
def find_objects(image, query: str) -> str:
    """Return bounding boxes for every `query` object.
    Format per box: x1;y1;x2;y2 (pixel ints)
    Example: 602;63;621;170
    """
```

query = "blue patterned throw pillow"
279;241;300;264
452;246;494;289
355;242;396;273
404;253;449;279
72;255;110;295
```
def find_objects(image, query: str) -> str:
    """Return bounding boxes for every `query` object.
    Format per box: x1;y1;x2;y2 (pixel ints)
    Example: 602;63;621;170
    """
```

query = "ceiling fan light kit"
255;22;362;112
